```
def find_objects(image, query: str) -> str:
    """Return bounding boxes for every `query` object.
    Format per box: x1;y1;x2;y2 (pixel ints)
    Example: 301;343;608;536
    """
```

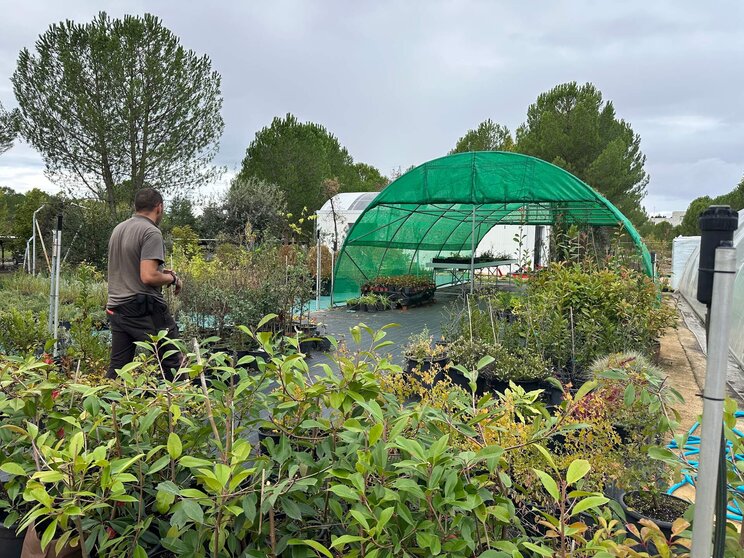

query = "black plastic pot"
405;356;449;387
258;426;282;454
0;521;23;558
618;490;691;537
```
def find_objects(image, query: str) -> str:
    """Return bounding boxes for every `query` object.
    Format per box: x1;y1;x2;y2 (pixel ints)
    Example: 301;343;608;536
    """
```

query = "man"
106;188;183;379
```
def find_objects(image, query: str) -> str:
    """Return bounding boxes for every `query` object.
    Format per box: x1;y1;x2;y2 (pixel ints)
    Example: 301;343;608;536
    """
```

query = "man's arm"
140;259;176;287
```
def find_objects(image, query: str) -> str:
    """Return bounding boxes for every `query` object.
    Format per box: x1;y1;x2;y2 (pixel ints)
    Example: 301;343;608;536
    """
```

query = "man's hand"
163;269;183;295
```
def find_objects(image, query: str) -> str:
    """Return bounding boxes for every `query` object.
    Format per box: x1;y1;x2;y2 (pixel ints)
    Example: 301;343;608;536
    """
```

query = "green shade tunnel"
333;151;652;300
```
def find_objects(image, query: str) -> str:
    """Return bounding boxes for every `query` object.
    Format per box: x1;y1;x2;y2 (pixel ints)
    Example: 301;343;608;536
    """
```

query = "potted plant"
402;327;449;386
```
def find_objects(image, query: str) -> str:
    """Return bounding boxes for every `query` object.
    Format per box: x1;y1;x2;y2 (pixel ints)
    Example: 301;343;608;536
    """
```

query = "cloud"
0;0;743;213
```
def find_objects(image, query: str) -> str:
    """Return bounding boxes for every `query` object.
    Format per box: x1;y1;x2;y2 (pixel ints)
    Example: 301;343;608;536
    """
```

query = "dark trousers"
107;301;182;380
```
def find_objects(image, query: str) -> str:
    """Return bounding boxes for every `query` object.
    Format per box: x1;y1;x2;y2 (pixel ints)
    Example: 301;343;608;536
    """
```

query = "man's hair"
134;188;164;212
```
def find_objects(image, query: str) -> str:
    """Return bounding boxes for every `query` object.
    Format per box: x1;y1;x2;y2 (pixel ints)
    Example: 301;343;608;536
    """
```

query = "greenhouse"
333;151;653;300
677;210;744;369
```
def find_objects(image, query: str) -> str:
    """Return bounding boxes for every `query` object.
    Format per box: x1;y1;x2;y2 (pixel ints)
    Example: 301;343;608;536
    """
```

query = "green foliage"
0;308;50;356
445;264;675;377
238;113;385;231
12;12;224;211
0;101;19;156
678;178;744;236
161;196;199;234
403;326;447;361
223;176;288;242
516;82;648;227
448;339;552;383
450;118;515;154
174;243;314;345
0;318;692;556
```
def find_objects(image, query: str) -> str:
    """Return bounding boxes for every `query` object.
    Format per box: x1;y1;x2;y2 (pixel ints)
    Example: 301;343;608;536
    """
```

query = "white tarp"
672;236;700;291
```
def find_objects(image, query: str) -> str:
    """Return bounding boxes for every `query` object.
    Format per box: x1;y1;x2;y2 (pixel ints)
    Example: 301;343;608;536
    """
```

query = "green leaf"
476;355;495;370
566;459;591;485
133;546;147;558
330;534;367;548
181;499;204;524
328;484;358;500
532;444;557;471
623;384;636;407
179;456;213;468
648;446;679;465
40;518;57;551
368;422;384;446
288;539;333;558
522;542;553;557
147;455;170;475
571;495;609;516
257;314;278;330
32;471;64;483
533;469;560;502
377;506;394;531
0;463;26;476
574;380;597;403
167;433;182;460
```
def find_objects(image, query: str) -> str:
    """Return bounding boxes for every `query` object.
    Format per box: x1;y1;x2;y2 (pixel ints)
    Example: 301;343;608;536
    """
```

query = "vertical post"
47;220;58;334
690;205;739;558
32;204;45;276
330;248;335;308
316;222;321;311
690;246;736;558
533;225;544;268
470;206;476;294
24;238;31;273
53;216;62;355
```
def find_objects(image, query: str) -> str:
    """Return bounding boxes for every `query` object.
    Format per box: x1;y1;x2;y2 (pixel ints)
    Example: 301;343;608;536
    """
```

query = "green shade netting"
334;151;651;299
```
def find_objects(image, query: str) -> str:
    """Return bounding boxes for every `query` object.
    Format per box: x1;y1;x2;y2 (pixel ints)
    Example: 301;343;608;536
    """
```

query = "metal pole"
470;206;475;294
330;246;335;308
315;220;321;311
53;219;62;355
24;238;31;272
690;245;737;558
32;204;45;276
47;225;58;334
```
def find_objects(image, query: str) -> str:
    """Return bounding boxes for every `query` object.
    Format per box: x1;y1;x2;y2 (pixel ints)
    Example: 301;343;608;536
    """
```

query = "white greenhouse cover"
677;210;744;369
672;236;700;291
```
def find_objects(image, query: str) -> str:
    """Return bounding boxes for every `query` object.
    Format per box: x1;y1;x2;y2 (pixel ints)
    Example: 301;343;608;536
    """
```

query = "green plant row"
0;318;695;558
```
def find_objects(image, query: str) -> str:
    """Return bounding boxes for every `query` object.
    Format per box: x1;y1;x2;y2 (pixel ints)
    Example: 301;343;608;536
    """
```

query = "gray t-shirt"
107;215;166;307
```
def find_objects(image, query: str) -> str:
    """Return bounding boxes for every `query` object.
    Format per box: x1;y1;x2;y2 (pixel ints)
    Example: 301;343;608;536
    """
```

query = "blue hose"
666;411;744;521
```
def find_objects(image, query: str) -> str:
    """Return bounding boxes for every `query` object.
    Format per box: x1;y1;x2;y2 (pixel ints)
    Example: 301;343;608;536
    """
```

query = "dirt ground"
658;294;707;433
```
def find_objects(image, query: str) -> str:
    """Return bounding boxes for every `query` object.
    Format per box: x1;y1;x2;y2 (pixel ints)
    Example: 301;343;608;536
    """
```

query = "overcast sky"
1;0;742;213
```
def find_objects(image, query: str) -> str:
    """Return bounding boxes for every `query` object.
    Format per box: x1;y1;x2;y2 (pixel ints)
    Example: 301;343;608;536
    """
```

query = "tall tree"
223;176;288;243
516;82;648;226
238;113;383;228
450;119;514;153
12;12;224;213
678;177;744;236
0;102;18;156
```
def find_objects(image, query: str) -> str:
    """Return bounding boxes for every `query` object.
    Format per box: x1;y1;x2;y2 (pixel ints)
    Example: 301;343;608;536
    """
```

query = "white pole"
316;223;321;311
330;247;335;308
53;225;62;355
47;227;58;334
24;237;31;273
32;204;45;276
690;245;737;558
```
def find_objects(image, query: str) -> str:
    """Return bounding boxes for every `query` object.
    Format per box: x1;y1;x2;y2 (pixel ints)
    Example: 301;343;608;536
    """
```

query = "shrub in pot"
402;327;449;386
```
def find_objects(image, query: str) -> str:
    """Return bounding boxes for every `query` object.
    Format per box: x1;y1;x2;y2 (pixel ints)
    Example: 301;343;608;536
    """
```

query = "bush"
0;323;689;557
0;307;50;355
